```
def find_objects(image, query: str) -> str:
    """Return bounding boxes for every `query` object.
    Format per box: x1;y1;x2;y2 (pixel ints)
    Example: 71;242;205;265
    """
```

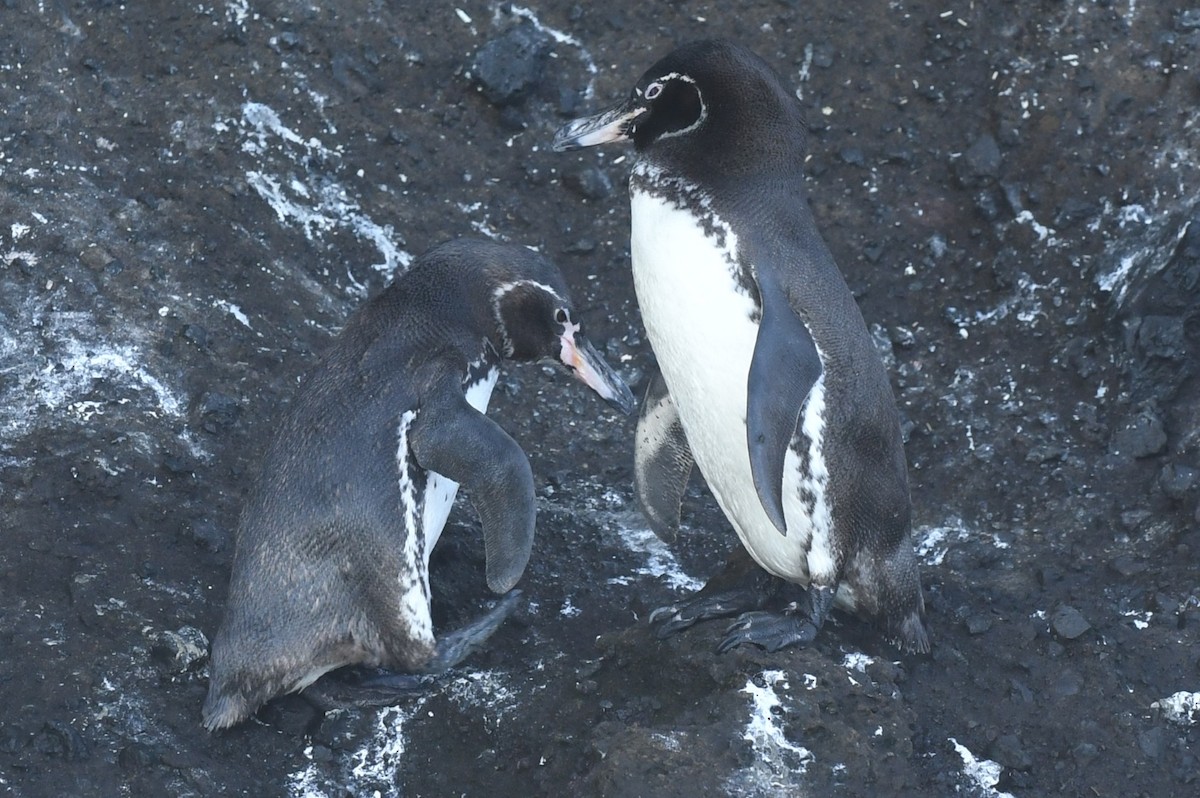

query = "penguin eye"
554;308;570;325
644;81;664;100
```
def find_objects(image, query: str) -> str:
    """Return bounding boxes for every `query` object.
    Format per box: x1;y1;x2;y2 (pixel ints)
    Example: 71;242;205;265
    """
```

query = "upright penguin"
202;238;635;731
554;40;929;653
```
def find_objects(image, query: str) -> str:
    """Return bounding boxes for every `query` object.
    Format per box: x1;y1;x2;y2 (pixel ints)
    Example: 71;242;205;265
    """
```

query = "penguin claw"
649;593;769;639
653;613;700;639
648;604;683;625
717;611;819;654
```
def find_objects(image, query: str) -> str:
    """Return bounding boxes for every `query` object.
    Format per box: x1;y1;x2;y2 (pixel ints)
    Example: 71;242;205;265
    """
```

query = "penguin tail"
201;688;252;732
893;610;931;655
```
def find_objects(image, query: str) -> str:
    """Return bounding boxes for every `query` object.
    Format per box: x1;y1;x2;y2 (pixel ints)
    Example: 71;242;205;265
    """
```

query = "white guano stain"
231;102;413;283
950;738;1015;798
0;304;206;460
609;521;704;592
1152;691;1200;726
213;299;252;329
287;701;428;798
726;670;813;797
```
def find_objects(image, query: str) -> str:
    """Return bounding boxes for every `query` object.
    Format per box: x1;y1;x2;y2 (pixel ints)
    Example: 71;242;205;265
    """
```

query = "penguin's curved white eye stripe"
491;279;568;356
652;72;695;85
640;72;695;101
659;90;707;142
491;279;566;305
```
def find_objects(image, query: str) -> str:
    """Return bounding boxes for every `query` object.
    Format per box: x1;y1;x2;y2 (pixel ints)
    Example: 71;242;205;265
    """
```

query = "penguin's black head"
490;278;635;415
552;40;806;172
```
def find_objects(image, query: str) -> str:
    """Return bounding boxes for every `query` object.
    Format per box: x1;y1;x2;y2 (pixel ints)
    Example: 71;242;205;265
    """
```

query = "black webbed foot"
649;547;780;638
717;584;837;654
649;589;771;637
718;611;819;653
302;590;522;713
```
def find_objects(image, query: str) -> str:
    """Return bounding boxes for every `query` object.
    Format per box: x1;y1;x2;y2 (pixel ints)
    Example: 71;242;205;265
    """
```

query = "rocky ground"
2;1;1199;796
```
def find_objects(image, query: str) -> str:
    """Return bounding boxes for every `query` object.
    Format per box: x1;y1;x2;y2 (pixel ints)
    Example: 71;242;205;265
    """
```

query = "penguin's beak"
558;327;636;414
552;99;645;151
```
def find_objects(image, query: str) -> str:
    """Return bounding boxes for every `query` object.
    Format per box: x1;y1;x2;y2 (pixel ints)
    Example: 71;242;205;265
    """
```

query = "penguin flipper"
409;387;535;594
746;266;823;535
633;368;695;542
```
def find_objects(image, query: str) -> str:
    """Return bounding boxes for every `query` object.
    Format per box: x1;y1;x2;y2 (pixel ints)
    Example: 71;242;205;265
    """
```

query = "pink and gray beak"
559;329;636;415
552;99;645;151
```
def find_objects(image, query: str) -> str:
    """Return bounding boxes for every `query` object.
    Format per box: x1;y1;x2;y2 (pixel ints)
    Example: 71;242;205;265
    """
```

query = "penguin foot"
649;548;780;638
301;590;523;713
716;584;837;654
649;587;771;638
300;668;435;713
717;611;819;654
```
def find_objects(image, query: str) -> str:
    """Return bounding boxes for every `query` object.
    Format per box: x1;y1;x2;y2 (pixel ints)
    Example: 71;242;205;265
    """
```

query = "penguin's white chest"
630;186;835;586
421;369;499;563
393;368;497;648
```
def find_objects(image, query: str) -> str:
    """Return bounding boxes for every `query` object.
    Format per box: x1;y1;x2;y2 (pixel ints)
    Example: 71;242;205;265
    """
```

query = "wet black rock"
1050;668;1083;698
1110;404;1168;459
1135;315;1188;361
1055;197;1098;229
564;237;597;255
1161;463;1199;501
33;721;90;761
4;3;1200;797
1176;9;1200;31
195;391;242;434
1111;555;1149;577
1051;605;1091;640
180;323;209;350
470;22;552;107
151;626;210;675
956;133;1002;188
1138;726;1167;759
184;518;229;553
563;166;613;201
991;733;1033;771
965;613;993;635
1073;741;1099;763
118;742;158;771
838;146;866;166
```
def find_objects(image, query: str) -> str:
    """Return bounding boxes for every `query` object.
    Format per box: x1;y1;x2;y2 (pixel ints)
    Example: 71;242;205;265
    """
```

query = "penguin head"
552;39;805;173
491;278;636;415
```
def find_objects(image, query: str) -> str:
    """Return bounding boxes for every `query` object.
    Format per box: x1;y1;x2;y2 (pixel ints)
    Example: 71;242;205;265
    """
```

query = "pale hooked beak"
551;99;645;151
559;325;636;415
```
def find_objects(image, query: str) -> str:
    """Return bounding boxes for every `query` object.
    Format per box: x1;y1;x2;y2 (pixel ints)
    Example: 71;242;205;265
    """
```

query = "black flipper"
419;589;523;673
409;381;535;594
746;265;823;535
633;369;695;543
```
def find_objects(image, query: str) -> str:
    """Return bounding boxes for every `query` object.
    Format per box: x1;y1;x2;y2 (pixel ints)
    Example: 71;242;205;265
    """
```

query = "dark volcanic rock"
1051;605;1091;640
1110;404;1169;459
470;22;553;107
956;132;1002;187
562;166;613;200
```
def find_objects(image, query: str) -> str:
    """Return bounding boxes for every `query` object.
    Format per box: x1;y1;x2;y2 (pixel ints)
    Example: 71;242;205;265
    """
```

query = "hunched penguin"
202;238;635;730
553;40;929;654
